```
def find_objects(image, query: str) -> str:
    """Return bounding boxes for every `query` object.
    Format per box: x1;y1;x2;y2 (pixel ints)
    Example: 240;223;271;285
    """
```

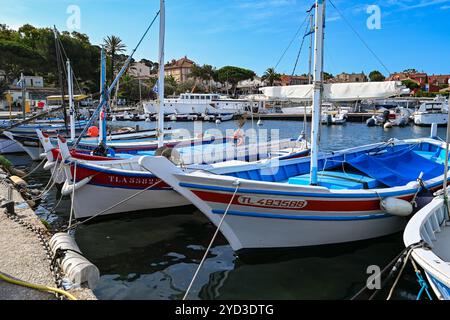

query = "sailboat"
138;0;448;251
43;0;309;219
403;98;450;300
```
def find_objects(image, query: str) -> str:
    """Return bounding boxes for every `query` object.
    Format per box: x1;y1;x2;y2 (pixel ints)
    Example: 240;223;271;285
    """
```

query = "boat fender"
380;197;413;217
61;176;93;196
9;175;27;188
39;153;47;160
49;233;100;289
384;122;393;129
44;161;56;171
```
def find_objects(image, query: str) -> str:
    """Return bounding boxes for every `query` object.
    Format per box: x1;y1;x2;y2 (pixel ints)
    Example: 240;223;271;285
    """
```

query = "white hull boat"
44;132;309;219
414;99;449;126
0;137;23;154
140;138;449;251
404;190;450;300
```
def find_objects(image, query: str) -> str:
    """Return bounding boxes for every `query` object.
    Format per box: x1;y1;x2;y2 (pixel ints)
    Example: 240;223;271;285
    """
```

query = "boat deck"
433;225;450;262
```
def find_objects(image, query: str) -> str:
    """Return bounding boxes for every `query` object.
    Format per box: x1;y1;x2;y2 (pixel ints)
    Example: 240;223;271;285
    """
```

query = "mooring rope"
67;162;77;231
63;179;163;232
350;241;426;300
21;157;47;180
183;181;240;301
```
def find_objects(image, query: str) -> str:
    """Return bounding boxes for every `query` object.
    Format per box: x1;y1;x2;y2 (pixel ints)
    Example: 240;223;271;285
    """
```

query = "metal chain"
1;182;67;300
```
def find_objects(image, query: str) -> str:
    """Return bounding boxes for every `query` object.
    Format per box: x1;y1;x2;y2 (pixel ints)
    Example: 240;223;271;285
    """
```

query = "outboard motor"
366;117;376;127
92;143;108;157
398;118;408;128
382;110;390;124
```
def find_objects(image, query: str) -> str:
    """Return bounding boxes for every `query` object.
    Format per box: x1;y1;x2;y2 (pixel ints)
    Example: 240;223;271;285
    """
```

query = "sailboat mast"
308;13;313;85
99;46;107;146
157;0;166;148
66;60;75;140
310;0;326;185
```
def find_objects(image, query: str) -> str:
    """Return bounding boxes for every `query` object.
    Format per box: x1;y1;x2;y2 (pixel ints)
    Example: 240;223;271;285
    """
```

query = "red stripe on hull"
70;165;171;189
191;190;416;212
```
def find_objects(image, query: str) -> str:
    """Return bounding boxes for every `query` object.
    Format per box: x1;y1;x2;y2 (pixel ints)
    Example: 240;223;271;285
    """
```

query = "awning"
260;81;407;102
46;94;89;102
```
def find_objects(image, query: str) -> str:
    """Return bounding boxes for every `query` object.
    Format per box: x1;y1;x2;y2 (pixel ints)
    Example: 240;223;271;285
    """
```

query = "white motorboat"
144;93;258;116
414;97;448;126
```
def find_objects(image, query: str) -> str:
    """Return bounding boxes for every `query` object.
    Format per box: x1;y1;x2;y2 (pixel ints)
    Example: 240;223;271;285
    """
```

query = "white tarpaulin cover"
260;81;406;102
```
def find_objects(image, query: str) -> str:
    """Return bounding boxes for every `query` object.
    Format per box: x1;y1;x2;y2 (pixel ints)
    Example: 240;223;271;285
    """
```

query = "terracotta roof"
165;56;195;69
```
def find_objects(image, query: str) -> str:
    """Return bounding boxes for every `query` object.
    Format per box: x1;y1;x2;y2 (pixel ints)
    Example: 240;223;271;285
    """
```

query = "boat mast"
310;0;325;185
99;46;108;146
66;60;75;140
157;0;166;148
308;13;313;85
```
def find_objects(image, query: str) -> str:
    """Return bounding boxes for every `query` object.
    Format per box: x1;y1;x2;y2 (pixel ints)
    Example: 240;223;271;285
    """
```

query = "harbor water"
5;120;445;300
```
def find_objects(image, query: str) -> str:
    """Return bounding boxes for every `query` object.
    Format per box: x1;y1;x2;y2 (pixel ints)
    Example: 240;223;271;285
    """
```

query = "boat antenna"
72;10;160;149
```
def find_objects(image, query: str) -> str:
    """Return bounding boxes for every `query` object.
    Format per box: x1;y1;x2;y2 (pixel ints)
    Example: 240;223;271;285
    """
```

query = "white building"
129;62;151;79
12;75;44;88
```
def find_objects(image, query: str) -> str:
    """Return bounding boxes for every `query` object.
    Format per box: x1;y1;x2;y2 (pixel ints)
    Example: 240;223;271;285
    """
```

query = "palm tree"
104;35;127;83
189;64;217;92
261;67;281;86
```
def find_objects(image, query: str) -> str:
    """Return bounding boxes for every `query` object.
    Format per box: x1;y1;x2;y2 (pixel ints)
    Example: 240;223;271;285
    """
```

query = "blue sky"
1;0;449;76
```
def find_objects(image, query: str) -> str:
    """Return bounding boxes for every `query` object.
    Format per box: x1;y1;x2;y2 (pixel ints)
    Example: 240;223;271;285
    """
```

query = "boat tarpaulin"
347;148;445;187
260;81;406;102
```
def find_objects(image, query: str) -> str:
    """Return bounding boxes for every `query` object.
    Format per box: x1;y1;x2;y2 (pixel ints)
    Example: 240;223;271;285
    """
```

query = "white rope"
63;178;163;232
21;158;46;180
30;160;63;200
183;181;241;300
386;244;422;300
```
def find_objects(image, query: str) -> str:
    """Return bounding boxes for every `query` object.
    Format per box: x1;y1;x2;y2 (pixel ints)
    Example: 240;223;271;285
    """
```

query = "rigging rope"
274;12;310;71
328;0;391;75
291;16;312;76
72;10;160;149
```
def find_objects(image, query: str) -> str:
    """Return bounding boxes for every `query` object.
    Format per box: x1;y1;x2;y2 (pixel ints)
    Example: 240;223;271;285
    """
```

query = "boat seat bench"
288;171;381;190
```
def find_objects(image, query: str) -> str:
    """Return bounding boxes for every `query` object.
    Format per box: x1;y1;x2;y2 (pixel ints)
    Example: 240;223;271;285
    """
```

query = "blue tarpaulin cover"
347;148;445;187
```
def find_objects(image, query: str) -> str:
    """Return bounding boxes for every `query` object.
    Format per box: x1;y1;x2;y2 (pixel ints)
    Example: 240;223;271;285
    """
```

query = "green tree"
402;79;420;91
0;39;45;80
369;70;385;82
104;35;127;83
323;72;334;81
217;66;255;96
189;64;216;92
261;67;281;86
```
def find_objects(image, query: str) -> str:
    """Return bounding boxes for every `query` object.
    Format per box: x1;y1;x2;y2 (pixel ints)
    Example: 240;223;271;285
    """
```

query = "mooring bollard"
0;184;15;215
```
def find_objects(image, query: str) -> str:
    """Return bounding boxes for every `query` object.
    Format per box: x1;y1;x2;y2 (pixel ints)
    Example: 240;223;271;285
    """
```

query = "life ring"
233;130;244;146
